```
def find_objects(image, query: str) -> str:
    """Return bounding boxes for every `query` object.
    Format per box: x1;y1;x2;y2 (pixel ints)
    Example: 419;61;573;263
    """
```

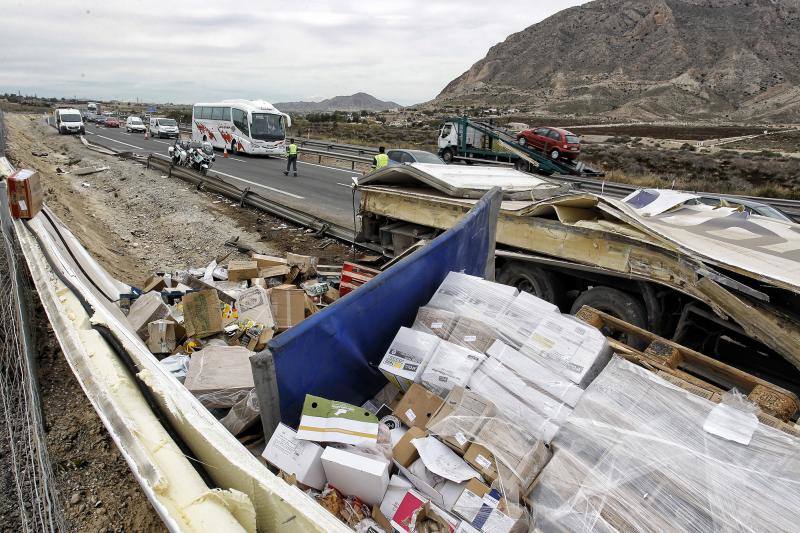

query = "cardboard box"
427;387;496;453
182;289;224;339
413;306;458;340
487;341;583;408
453;478;527;533
236;286;275;328
141;275;167;293
228;260;259;281
286;252;318;275
474;359;573;426
395;384;445;429
467;367;560;444
296;395;379;445
250;278;267;288
380;475;415;523
260;265;291;278
251;253;287;268
183;345;255;408
270;286;306;330
520;314;610;388
7;169;43;219
262;423;327;490
127;291;170;341
320;446;390;505
421;341;486;397
447;317;497;354
464;419;551;491
221;389;260;436
379;327;440;392
393;426;427;467
146;319;177;354
391;490;459;533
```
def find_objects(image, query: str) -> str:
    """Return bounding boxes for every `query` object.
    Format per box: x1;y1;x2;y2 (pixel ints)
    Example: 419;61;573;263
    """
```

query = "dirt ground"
2;113;353;531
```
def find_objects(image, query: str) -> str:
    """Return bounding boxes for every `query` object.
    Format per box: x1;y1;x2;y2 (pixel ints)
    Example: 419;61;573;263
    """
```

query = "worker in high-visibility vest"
372;146;389;172
284;139;299;176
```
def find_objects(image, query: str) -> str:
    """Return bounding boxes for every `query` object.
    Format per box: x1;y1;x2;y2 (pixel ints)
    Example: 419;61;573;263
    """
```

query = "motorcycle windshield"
250;113;285;142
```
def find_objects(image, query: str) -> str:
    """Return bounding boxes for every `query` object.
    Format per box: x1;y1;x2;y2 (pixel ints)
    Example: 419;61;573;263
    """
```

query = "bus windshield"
250;113;284;141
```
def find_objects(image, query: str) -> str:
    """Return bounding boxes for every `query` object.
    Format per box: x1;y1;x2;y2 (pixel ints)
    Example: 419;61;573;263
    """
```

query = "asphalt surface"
82;124;360;228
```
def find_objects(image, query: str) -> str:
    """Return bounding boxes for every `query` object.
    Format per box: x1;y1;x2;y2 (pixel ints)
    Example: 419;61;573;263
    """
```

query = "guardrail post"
239;186;250;207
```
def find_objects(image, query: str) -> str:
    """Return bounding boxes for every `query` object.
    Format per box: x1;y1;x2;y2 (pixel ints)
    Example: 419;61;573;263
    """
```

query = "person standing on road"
284;138;298;177
372;146;388;172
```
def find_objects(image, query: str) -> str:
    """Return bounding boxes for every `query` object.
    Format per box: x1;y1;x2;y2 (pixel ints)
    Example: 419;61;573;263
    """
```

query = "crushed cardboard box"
183;345;255;408
182;289;224;339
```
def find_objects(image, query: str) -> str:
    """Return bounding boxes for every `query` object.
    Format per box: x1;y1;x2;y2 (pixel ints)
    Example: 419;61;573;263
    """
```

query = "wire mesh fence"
0;115;66;530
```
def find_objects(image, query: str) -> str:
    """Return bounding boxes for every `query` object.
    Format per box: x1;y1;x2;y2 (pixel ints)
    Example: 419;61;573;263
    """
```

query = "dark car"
386;149;446;166
516;126;581;160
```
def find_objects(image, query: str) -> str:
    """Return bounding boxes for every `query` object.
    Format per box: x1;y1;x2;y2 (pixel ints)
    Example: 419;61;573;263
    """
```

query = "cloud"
0;0;589;105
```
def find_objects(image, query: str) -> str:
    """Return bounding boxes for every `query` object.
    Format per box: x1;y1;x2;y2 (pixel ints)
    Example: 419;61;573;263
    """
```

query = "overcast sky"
1;0;588;106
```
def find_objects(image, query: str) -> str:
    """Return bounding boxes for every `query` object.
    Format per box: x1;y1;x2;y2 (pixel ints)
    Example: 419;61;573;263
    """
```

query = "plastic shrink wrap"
529;357;800;533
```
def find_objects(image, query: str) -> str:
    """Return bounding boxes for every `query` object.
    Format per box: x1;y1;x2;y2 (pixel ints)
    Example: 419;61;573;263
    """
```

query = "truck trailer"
356;163;800;394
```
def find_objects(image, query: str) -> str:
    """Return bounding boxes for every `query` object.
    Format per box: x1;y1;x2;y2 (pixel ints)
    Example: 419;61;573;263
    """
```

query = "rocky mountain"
275;93;401;113
436;0;800;122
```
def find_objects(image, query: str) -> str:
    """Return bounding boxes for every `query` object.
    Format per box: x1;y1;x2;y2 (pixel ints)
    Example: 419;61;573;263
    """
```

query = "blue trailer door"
252;188;502;431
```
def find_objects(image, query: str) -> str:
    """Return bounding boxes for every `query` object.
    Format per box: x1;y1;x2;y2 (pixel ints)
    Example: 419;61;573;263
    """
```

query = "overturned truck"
356;164;800;393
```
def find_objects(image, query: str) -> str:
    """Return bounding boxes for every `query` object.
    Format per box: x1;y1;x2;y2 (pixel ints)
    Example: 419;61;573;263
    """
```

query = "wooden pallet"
575;305;800;426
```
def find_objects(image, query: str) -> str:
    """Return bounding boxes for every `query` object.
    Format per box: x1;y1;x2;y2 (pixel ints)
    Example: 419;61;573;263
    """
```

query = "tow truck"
437;116;604;177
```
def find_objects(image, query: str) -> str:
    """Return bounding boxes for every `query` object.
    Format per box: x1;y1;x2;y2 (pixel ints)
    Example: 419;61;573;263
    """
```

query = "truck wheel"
441;148;454;163
497;263;564;309
549;148;561;160
569;287;647;346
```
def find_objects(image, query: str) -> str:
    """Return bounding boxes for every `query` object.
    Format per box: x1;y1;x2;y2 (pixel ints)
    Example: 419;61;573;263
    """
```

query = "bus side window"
211;107;223;120
222;107;231;121
201;107;212;120
232;109;249;136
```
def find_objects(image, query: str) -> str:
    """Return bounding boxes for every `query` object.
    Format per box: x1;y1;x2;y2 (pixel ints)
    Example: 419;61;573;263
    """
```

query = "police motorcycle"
169;140;215;175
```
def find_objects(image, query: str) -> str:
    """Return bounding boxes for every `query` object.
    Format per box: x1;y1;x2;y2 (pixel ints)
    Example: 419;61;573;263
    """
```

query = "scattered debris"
73;165;109;175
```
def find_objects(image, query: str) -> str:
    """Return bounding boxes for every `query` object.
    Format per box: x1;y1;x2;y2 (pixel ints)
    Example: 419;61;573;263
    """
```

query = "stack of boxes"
261;271;613;532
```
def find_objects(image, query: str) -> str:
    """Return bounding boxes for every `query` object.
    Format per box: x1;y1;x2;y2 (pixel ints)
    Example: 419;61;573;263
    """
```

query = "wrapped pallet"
530;357;800;532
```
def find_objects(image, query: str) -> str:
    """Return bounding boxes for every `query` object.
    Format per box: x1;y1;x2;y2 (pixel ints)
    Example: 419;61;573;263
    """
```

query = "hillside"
436;0;800;122
276;93;401;113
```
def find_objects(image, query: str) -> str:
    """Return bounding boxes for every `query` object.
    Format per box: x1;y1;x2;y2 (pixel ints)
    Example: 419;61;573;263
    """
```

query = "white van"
125;116;146;133
148;117;179;138
54;108;85;135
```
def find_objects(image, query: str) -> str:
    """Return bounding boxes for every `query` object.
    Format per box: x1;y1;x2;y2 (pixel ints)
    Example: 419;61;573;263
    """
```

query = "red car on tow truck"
516;126;581;160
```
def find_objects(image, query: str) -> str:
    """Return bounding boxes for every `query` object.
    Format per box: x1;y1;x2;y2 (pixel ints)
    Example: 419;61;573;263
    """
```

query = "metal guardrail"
143;155;379;250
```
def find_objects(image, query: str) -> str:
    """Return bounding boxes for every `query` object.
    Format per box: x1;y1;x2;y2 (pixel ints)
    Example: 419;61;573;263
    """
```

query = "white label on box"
454;432;468;446
483;508;517;531
528;319;587;373
475;454;492;470
463;335;477;342
19;199;27;212
405;409;417;422
431;322;444;329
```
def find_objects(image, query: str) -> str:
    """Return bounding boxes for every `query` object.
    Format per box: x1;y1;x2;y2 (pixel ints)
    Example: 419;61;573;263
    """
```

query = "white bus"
191;99;291;156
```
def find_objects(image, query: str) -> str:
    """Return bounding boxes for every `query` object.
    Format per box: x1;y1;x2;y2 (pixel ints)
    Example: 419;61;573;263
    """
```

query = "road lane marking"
153;140;169;144
336;182;355;188
94;134;144;150
122;132;131;136
209;169;305;199
152;153;171;160
230;157;247;162
298;160;360;174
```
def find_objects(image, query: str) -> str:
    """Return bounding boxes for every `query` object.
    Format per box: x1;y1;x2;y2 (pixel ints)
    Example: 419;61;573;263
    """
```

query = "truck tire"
569;287;647;346
497;262;564;309
441;148;454;163
514;159;529;172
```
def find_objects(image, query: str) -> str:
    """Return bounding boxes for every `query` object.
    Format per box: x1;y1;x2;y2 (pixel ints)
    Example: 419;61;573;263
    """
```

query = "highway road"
82;125;360;228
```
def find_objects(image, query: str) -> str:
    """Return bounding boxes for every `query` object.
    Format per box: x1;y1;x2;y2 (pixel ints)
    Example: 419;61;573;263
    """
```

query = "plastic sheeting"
530;357;800;532
267;188;501;425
